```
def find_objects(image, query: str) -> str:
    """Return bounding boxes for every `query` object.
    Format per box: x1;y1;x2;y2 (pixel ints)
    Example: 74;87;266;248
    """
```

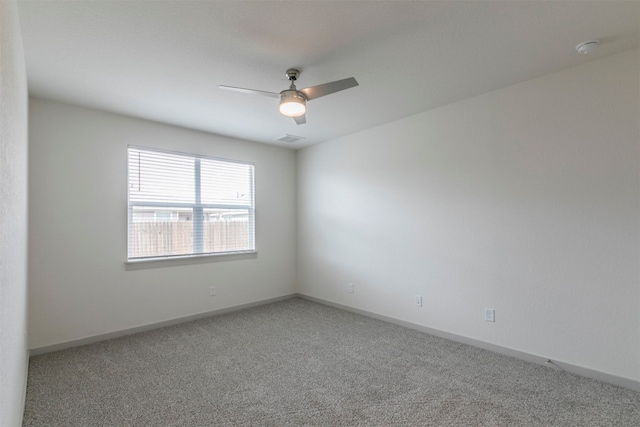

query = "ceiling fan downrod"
285;68;300;90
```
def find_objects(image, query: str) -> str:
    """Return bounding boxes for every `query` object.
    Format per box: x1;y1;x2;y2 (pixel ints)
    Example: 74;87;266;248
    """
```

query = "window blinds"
127;146;255;260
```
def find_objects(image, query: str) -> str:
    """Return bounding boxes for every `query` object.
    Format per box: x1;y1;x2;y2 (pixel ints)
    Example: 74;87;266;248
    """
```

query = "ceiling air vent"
276;134;306;144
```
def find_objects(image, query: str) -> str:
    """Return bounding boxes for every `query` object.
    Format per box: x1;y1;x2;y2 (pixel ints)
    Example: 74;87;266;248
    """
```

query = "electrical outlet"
484;308;495;322
415;295;422;307
347;283;354;293
209;286;216;296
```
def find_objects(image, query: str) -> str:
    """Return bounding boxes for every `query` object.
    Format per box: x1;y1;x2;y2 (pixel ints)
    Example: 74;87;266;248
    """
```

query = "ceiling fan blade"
294;114;306;125
299;77;358;101
218;85;279;98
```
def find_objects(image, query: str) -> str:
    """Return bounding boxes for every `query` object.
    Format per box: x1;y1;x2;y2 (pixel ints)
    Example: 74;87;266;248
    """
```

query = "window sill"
125;251;257;270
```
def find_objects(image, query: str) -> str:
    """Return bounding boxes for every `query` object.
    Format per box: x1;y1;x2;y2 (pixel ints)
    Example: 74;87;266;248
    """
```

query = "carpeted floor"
23;297;640;426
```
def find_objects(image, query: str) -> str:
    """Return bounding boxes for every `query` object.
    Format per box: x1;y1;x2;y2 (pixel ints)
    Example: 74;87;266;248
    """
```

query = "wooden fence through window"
129;221;250;258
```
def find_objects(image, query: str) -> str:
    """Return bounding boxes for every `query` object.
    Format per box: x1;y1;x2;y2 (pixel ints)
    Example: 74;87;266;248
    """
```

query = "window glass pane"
200;159;253;206
129;206;193;258
128;148;195;204
202;208;252;253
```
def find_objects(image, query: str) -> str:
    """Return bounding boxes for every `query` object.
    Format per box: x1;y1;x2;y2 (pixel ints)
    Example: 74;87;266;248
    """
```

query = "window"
127;146;255;260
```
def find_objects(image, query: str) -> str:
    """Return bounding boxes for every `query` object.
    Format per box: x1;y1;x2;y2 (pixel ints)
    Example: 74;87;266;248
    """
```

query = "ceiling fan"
219;69;358;125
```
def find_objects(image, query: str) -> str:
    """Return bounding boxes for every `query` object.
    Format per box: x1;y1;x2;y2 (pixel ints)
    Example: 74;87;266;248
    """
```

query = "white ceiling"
17;1;640;149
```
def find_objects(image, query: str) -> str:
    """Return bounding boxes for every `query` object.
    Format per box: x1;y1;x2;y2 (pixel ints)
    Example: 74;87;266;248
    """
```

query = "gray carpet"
23;298;640;426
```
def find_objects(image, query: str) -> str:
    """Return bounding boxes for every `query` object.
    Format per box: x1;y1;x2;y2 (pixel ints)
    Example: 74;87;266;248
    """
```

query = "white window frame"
126;146;255;263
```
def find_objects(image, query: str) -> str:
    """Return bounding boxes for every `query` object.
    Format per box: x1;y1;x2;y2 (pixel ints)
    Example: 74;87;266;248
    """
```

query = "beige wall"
28;99;297;349
0;1;29;425
297;49;640;383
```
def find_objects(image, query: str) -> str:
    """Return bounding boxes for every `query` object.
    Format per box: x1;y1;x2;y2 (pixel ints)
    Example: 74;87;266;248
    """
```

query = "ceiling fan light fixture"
279;90;306;117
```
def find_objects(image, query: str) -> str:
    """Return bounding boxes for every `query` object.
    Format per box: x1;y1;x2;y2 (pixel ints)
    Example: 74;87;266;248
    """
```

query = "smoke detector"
575;40;599;55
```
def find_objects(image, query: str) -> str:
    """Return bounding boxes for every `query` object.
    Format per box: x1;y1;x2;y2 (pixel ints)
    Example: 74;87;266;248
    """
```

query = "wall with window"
297;49;640;384
28;98;297;349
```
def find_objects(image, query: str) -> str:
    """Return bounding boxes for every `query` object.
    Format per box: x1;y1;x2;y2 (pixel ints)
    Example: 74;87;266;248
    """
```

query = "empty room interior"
2;0;640;425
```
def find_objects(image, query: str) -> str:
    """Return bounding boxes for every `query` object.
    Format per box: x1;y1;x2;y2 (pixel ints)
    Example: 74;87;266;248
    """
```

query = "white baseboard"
29;294;297;356
297;293;640;393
